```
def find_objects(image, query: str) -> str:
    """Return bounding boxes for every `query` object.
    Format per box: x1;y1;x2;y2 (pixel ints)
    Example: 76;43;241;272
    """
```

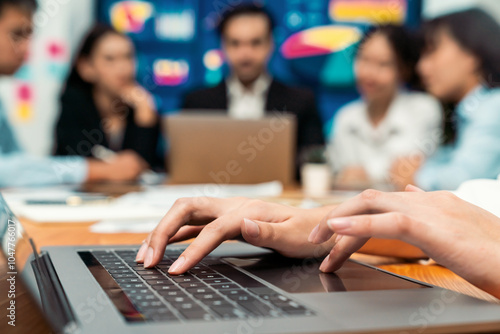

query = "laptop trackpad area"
223;254;429;294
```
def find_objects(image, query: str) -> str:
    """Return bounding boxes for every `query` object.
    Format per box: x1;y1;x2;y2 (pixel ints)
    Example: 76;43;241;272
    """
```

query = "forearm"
134;104;158;128
0;153;87;187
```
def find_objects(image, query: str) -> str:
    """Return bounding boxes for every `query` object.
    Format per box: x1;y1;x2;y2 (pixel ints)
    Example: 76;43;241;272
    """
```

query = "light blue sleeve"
416;95;500;191
0;101;88;188
0;153;88;188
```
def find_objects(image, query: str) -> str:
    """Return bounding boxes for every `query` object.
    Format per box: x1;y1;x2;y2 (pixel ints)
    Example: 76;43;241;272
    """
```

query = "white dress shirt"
328;91;443;183
227;73;272;120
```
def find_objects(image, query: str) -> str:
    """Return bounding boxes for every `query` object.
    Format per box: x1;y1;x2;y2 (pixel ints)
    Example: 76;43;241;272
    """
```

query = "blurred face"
355;33;400;104
0;6;33;75
78;33;136;96
222;15;273;84
418;29;480;103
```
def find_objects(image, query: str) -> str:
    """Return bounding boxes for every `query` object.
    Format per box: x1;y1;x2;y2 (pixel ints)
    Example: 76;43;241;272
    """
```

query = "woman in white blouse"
329;25;442;188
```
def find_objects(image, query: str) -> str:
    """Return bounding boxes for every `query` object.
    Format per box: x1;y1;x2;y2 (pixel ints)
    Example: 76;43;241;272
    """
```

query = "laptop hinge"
29;239;79;334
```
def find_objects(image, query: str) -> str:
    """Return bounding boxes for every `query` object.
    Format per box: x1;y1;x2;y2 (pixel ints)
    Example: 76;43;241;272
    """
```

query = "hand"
120;83;157;127
136;197;337;274
87;150;148;182
308;185;500;298
335;166;369;187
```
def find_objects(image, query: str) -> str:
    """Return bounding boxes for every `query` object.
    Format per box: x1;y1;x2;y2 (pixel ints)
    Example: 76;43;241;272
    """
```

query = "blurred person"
0;0;147;188
392;8;500;190
182;4;325;173
54;24;163;169
328;25;442;188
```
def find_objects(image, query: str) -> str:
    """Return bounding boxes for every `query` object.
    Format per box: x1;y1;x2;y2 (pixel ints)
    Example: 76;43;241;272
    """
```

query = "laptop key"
202;299;232;308
171;276;198;284
164;296;191;304
193;293;222;301
157;265;171;271
197;273;223;280
136;300;164;309
145;279;172;286
136;269;161;275
121;283;146;289
129;294;158;302
190;269;216;276
108;269;132;274
179;282;204;289
152;285;180;292
211;306;244;319
140;274;165;280
115;278;142;284
124;289;150;295
211;283;240;290
204;278;231;285
186;287;213;294
218;289;246;296
105;265;128;270
99;261;123;266
111;273;139;279
160;290;187;298
228;294;258;303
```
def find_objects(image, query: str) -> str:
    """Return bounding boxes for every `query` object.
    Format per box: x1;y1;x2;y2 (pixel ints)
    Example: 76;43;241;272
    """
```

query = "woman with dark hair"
328;25;442;188
392;8;500;190
54;24;162;169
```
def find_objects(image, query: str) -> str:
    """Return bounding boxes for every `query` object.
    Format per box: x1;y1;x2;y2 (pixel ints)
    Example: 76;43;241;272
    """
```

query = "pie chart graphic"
280;25;362;88
110;1;154;34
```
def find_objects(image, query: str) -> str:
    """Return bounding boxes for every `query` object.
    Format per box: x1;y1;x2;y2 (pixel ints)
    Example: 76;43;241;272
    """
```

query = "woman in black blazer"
55;24;162;169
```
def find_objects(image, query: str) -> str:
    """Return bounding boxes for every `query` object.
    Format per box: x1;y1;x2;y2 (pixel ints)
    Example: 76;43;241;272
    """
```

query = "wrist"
134;105;157;127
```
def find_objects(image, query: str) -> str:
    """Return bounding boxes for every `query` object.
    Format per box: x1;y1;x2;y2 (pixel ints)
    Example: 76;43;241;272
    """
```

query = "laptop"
2;193;500;334
163;112;296;185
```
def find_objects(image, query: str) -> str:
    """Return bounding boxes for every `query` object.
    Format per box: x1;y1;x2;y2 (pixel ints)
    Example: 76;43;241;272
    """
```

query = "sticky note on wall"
329;0;408;24
16;83;33;122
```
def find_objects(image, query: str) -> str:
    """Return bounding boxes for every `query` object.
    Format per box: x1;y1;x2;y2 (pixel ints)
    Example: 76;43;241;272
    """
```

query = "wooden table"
1;188;499;333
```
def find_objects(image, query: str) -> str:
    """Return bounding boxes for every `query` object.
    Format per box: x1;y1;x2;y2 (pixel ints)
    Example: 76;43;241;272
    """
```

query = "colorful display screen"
97;0;421;126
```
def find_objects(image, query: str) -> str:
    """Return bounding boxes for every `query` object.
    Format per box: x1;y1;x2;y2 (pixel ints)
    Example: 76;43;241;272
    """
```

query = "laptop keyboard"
89;249;314;323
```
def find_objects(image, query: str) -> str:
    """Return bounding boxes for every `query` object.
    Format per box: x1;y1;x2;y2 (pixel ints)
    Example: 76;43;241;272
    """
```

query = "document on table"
3;182;283;226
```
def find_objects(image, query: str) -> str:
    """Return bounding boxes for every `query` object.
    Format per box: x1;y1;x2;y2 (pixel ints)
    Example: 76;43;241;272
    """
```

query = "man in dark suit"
183;4;325;174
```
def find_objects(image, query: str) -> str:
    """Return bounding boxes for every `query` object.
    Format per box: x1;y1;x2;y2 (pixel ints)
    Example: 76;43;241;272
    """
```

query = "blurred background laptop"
164;112;296;185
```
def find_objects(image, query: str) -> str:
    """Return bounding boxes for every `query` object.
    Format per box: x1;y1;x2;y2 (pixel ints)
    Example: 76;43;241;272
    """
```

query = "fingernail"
319;254;330;272
135;243;148;262
327;218;352;231
308;224;320;243
144;247;154;268
334;234;344;244
169;256;186;274
244;218;260;238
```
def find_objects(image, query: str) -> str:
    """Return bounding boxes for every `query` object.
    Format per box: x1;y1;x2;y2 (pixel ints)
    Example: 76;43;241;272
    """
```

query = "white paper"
453;177;500;218
90;219;160;234
6;181;283;223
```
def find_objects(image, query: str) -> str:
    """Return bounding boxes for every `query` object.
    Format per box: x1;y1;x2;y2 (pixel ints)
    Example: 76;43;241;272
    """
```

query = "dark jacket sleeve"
181;82;228;111
55;87;104;157
297;89;325;150
123;113;163;169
